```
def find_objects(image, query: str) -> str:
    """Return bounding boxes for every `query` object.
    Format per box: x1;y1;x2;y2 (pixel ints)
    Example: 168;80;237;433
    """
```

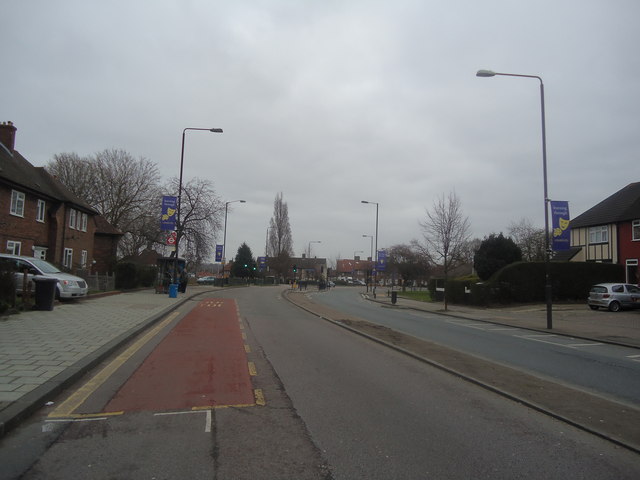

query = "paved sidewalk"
368;291;640;348
0;286;216;437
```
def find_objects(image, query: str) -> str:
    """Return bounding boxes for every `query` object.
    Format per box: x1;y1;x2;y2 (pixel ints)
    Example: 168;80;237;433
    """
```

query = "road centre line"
48;311;181;418
566;343;604;347
629;354;640;359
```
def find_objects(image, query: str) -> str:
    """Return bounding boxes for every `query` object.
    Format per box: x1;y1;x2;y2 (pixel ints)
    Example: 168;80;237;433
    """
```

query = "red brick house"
0;121;121;273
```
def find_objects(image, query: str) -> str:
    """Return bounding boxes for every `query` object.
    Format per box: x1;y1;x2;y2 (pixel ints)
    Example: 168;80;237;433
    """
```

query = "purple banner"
551;201;571;251
160;196;177;231
215;244;224;262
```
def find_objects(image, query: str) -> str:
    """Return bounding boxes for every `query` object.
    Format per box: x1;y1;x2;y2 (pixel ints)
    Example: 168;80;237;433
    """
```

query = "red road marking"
104;298;254;412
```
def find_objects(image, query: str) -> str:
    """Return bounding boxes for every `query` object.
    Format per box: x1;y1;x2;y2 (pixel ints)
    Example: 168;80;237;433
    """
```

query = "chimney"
0;121;17;153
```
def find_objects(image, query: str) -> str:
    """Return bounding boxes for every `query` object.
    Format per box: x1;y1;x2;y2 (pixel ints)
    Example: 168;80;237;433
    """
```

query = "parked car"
588;283;640;312
196;276;217;285
0;253;88;299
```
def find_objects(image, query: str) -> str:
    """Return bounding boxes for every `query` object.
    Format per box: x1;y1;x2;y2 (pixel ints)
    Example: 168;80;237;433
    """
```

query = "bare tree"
508;218;546;261
168;177;224;268
267;192;294;279
387;243;431;288
418;191;471;310
47;149;163;257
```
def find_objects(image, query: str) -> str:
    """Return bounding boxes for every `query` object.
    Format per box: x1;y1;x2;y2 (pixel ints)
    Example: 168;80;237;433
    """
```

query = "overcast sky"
4;0;639;264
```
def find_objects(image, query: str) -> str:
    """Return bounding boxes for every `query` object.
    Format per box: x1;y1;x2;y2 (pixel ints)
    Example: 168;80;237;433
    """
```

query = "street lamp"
476;68;552;329
222;199;246;268
361;201;379;298
174;127;223;288
308;240;321;258
362;234;374;260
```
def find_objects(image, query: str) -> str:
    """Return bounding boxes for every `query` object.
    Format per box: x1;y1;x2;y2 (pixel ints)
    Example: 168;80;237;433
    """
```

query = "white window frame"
81;250;88;268
36;199;46;223
69;208;77;229
80;212;88;232
589;225;609;244
10;190;25;217
7;240;21;255
33;247;47;260
633;220;640;242
63;248;73;268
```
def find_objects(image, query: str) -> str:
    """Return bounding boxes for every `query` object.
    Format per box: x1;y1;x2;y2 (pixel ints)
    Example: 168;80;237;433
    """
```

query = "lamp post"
476;69;552;329
265;227;272;257
361;201;379;298
308;240;321;258
362;234;374;293
174;127;223;288
222;199;246;280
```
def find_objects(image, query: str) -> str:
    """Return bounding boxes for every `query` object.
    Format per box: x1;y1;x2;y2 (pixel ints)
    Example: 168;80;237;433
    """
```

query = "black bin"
33;276;57;311
391;291;398;305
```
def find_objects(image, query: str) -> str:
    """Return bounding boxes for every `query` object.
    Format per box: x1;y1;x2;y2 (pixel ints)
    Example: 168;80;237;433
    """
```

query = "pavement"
1;284;639;439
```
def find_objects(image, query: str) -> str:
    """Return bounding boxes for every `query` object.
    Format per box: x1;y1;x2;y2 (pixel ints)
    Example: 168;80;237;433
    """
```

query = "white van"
0;254;88;299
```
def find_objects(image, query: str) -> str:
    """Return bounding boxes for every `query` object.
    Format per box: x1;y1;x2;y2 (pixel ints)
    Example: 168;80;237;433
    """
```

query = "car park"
0;253;88;299
196;276;217;285
588;283;640;312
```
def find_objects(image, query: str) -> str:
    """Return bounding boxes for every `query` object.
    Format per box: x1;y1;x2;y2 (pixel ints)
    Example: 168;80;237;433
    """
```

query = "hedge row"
429;262;625;306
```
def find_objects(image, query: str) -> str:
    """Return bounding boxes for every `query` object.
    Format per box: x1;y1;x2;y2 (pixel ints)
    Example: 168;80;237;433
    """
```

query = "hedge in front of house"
430;262;625;306
472;261;624;305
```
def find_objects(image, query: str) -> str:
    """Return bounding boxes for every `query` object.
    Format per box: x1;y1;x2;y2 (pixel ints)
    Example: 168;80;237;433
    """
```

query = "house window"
633;220;640;241
81;250;88;268
589;225;608;244
33;247;47;260
63;248;73;268
36;199;46;222
7;241;21;255
10;190;25;217
80;213;88;232
69;209;77;229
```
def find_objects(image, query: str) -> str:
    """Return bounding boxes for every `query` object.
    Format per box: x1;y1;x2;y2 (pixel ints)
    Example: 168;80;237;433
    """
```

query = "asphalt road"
311;287;640;407
2;286;639;479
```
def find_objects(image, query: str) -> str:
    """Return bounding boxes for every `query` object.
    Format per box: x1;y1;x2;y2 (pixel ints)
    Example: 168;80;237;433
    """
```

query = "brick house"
570;182;640;284
0;121;120;272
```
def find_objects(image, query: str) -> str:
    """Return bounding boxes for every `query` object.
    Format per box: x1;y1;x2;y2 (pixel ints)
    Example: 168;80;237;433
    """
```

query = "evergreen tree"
231;243;257;278
474;233;522;280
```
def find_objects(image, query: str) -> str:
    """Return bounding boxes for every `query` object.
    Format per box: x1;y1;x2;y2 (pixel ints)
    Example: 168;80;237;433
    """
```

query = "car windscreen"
28;258;62;274
590;286;607;293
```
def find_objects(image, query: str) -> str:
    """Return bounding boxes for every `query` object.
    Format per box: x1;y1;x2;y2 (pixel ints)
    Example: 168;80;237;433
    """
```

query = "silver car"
0;254;88;299
588;283;640;312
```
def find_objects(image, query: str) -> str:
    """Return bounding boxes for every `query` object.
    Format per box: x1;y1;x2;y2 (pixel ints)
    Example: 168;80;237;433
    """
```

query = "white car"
0;254;88;299
588;283;640;312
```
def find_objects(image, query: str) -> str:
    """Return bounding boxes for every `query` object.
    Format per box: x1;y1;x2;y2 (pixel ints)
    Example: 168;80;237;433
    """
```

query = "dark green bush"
115;262;137;290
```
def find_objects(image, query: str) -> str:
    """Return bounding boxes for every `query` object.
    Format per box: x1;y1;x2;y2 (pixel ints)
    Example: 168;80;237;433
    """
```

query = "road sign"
167;231;177;245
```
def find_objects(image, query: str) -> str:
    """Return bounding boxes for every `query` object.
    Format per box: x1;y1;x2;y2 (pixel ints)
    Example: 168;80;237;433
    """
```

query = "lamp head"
209;128;223;133
476;69;496;78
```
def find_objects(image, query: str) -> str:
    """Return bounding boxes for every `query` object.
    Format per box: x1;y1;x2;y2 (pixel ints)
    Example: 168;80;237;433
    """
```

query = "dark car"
588;283;640;312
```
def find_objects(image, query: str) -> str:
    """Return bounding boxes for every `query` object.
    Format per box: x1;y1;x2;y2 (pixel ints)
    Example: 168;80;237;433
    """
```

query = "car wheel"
608;301;621;312
589;305;598;310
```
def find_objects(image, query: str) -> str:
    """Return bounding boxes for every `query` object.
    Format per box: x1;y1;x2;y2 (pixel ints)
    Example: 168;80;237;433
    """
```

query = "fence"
76;271;115;292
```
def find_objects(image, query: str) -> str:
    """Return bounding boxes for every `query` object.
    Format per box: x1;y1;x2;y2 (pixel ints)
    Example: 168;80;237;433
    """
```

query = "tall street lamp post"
174;127;223;288
222;199;246;281
476;69;552;329
362;234;374;293
361;201;379;298
306;240;321;281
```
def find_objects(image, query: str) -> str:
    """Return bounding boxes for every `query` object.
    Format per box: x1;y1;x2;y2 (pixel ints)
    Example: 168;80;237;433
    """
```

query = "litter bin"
391;291;398;305
33;276;57;311
169;283;179;298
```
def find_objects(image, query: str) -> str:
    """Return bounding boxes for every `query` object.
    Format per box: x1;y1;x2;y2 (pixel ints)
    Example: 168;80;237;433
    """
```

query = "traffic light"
292;264;297;273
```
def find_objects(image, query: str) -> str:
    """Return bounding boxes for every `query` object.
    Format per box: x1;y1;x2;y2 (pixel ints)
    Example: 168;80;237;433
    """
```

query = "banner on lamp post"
160;196;178;231
376;250;387;271
258;256;268;271
551;201;571;251
215;245;224;262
